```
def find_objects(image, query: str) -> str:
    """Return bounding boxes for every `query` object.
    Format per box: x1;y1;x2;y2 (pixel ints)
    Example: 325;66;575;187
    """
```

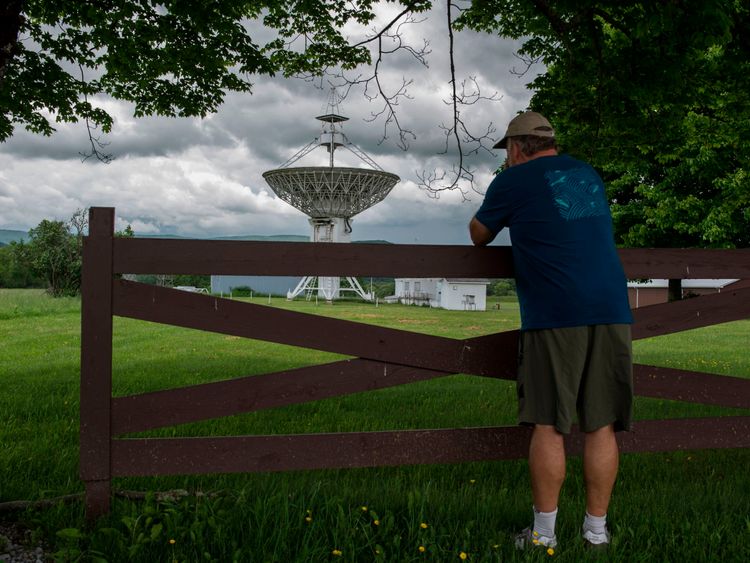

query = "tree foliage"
0;0;429;158
0;242;45;288
3;209;133;296
459;0;750;248
19;218;81;296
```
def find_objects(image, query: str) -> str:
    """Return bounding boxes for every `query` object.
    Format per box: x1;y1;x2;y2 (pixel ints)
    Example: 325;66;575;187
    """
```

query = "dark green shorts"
517;324;633;434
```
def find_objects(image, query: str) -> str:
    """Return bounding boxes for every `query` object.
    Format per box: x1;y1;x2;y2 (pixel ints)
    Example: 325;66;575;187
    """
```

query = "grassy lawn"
1;288;748;562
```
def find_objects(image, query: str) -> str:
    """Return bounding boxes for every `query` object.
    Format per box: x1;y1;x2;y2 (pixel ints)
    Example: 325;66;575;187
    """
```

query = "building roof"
444;278;491;284
627;279;739;289
396;278;491;284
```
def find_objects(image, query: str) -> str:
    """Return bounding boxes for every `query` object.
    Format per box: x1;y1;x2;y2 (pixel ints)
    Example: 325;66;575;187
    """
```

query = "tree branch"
324;10;429;150
77;63;113;163
416;2;501;198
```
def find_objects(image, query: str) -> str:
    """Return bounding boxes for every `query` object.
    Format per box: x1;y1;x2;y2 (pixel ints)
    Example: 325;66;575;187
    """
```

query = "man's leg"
529;424;566;512
583;423;618;516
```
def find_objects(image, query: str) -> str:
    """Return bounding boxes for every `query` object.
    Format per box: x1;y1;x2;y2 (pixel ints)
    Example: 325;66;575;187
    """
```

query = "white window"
405;281;410;291
415;281;421;292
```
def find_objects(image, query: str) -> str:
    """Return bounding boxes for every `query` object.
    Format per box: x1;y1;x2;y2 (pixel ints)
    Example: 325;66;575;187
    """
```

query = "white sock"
583;511;607;535
533;506;558;538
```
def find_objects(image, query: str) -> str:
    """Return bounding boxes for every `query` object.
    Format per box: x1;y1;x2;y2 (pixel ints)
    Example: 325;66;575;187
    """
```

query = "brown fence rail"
80;207;750;518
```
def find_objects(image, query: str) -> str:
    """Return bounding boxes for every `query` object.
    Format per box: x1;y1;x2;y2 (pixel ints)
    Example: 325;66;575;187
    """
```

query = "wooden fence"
80;207;750;518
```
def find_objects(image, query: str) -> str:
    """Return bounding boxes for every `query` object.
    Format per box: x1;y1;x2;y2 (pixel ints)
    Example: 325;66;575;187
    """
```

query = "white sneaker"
515;527;558;550
582;527;611;549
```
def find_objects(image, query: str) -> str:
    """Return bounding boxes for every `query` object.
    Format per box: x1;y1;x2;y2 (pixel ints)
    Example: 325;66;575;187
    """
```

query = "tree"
459;1;749;248
459;1;750;300
21;218;81;296
1;0;430;161
0;242;44;288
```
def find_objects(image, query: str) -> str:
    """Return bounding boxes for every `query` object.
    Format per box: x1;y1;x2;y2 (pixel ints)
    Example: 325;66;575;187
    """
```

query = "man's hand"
469;216;495;246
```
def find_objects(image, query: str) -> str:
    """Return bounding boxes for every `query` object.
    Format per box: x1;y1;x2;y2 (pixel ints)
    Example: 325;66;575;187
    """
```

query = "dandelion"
373;519;380;526
361;506;368;512
547;547;555;556
420;522;428;529
305;516;313;523
169;539;176;545
469;479;476;484
459;552;468;560
419;545;426;553
332;549;342;557
492;544;499;549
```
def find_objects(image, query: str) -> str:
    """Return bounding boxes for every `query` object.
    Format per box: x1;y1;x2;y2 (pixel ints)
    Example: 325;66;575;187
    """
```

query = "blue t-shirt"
475;154;633;330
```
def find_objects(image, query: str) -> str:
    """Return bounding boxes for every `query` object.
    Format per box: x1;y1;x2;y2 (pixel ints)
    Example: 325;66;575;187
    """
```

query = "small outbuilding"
393;278;490;310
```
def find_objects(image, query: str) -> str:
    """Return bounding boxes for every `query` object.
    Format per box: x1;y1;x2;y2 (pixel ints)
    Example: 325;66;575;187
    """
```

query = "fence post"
80;207;115;519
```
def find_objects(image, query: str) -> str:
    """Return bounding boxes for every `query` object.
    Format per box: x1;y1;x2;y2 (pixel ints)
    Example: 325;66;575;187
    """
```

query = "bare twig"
0;489;222;512
416;1;501;198
322;11;430;150
0;494;84;512
77;63;113;164
510;51;544;77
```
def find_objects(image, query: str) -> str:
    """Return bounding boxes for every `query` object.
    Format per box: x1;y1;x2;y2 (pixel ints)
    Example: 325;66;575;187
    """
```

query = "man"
469;111;633;551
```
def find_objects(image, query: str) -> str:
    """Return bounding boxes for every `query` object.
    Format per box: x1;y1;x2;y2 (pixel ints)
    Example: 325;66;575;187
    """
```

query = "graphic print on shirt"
544;167;609;221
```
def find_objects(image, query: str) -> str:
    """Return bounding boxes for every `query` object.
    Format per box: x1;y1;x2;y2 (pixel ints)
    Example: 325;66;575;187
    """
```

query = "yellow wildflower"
361;506;368;512
547;547;555;556
533;531;539;537
169;539;176;545
373;519;380;526
459;552;468;560
469;479;476;484
305;516;312;523
419;545;426;553
332;549;342;556
420;522;428;529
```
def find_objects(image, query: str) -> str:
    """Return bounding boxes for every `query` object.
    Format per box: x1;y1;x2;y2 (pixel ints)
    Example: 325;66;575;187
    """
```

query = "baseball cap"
493;111;555;149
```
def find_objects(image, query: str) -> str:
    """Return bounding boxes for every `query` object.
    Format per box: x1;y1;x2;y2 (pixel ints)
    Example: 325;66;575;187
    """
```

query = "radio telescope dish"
262;89;400;302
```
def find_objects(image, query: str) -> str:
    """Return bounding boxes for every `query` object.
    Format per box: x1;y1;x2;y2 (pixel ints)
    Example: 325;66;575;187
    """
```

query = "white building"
393;278;490;310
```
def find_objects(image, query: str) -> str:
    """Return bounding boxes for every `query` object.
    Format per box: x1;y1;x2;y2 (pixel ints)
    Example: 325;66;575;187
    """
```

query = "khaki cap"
493;111;555;149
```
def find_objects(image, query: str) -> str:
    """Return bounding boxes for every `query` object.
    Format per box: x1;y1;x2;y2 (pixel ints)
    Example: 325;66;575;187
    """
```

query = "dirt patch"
397;318;439;325
350;314;383;319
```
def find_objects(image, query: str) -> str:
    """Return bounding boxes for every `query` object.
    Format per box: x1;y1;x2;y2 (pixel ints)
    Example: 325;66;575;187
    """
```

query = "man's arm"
469;216;496;246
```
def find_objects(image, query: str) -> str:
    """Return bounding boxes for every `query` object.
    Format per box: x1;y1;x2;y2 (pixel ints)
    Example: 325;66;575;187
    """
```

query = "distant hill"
0;229;28;245
0;229;391;245
211;234;309;242
137;234;391;243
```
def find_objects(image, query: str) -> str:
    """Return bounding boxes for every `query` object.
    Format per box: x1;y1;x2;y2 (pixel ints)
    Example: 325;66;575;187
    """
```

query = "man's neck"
511;149;558;167
526;149;558;162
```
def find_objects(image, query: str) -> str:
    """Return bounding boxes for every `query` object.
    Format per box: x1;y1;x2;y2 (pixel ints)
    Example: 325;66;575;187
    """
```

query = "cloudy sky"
0;4;540;245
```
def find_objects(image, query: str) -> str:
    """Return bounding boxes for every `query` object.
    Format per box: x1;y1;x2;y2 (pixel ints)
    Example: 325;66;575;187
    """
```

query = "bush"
487;279;516;296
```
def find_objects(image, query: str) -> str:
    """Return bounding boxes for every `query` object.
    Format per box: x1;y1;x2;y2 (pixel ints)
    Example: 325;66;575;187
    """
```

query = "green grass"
1;288;749;562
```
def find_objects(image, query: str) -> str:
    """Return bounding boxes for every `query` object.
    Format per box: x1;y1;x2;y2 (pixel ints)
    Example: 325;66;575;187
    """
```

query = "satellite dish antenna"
263;88;400;301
